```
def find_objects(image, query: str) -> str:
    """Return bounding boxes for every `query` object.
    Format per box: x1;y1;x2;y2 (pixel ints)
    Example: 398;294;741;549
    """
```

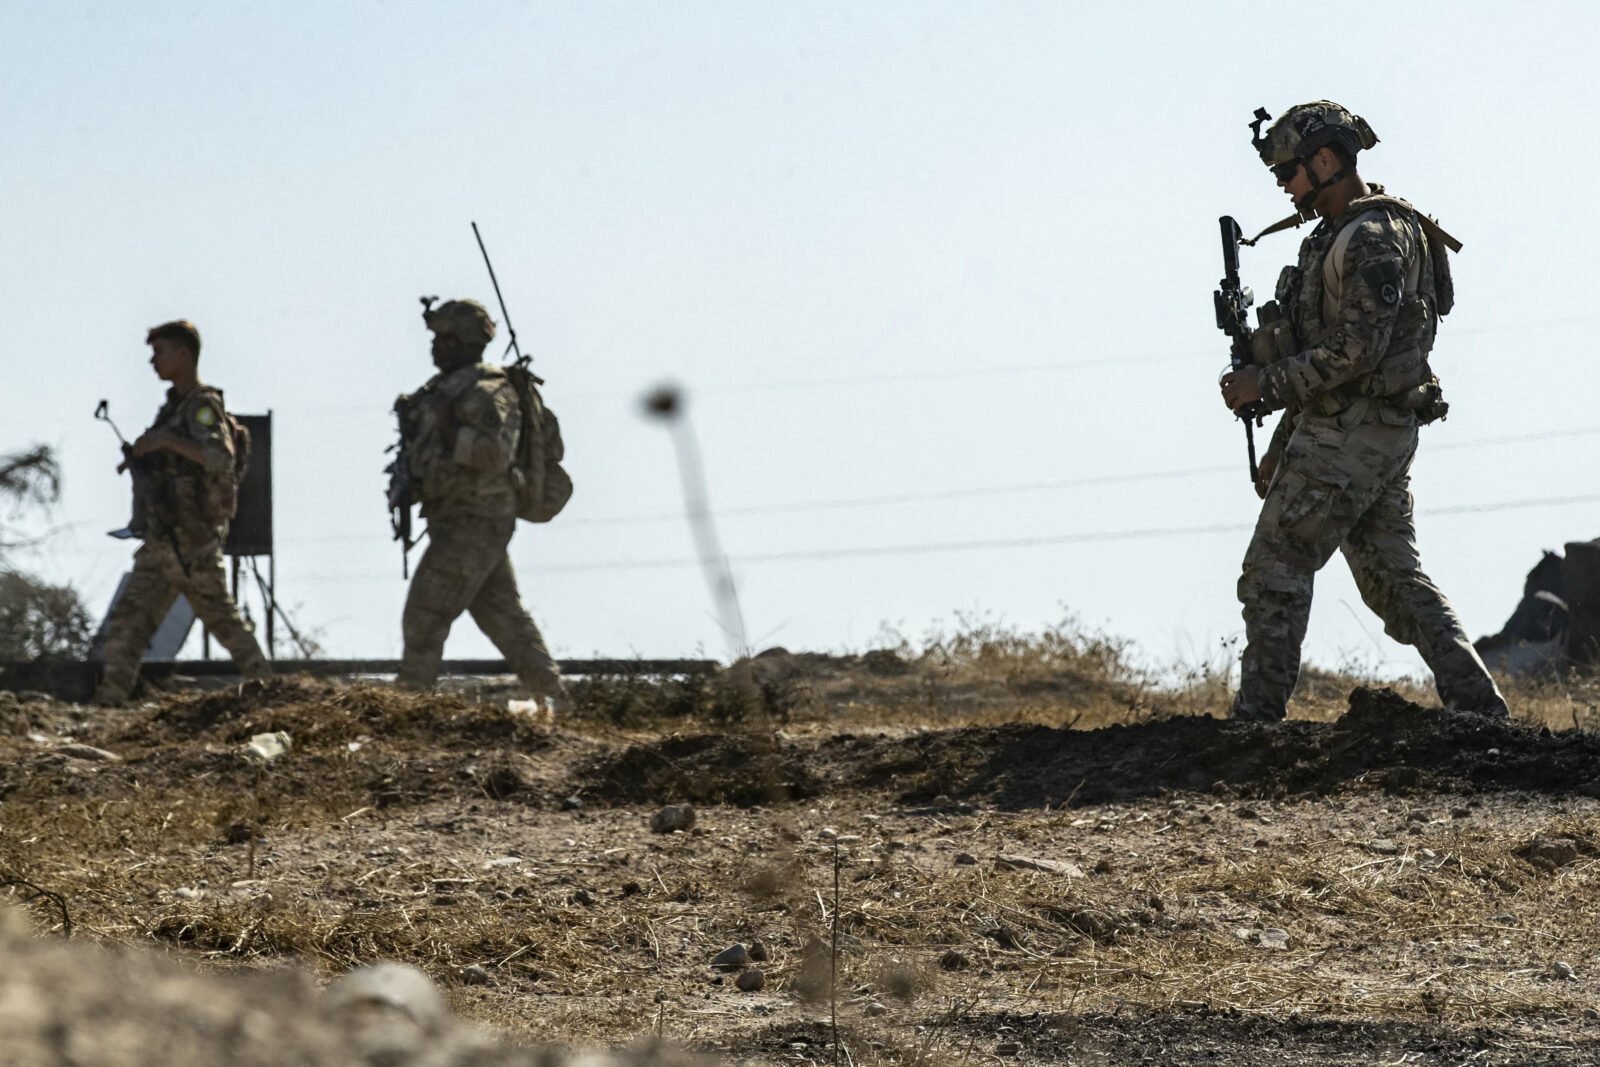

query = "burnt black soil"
958;1010;1596;1066
745;1011;1598;1066
579;732;823;807
584;686;1600;810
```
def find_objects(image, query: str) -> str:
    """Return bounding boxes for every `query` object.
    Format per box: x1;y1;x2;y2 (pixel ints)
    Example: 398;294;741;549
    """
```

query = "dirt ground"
4;649;1600;1065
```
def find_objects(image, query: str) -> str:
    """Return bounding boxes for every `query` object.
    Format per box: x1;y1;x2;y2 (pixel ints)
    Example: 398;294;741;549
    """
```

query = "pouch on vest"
1251;301;1298;365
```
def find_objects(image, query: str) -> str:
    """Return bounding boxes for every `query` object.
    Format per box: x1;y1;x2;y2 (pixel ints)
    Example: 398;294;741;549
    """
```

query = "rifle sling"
1242;209;1462;254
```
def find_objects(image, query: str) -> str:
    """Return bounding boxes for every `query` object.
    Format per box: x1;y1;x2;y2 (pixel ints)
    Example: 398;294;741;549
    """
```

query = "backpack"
203;411;251;524
503;362;572;523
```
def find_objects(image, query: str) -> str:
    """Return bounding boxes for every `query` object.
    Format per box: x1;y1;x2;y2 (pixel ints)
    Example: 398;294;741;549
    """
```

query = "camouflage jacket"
1258;184;1447;422
141;383;238;541
404;364;521;519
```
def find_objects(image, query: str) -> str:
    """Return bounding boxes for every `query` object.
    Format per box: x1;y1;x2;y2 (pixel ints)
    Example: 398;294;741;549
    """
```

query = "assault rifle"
384;298;433;579
94;399;189;575
1213;215;1269;484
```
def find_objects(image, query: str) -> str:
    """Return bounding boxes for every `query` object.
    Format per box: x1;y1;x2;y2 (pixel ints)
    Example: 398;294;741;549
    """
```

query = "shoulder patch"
194;406;218;428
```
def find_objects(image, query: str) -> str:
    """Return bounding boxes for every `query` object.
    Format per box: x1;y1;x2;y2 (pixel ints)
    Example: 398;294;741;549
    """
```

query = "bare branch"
0;446;61;508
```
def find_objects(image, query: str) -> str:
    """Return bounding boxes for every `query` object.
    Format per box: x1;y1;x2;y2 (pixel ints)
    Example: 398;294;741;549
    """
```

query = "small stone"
1519;836;1582;870
1584;1007;1599;1020
953;852;978;866
173;886;204;901
560;796;584;811
1092;858;1115;875
1234;806;1258;820
712;944;750;969
572;889;595;907
459;964;491;986
1554;960;1576;980
864;1002;888;1017
482;856;522;869
996;1042;1021;1057
748;941;769;962
651;804;696;834
939;950;970;971
735;968;766;992
1406;810;1430;823
1489;913;1517;925
1451;807;1471;819
223;821;253;845
985;926;1024;950
1369;839;1400;855
59;743;120;762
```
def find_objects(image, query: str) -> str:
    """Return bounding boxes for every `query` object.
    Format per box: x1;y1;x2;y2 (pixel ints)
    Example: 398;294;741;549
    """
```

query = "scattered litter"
244;732;291;763
995;853;1085;877
59;743;119;762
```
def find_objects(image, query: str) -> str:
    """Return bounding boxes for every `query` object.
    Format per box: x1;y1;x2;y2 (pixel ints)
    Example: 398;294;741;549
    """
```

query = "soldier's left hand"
1220;367;1264;411
131;431;174;457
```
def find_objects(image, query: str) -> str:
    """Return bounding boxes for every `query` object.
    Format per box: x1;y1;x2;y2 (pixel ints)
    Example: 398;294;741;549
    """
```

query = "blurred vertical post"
642;384;747;659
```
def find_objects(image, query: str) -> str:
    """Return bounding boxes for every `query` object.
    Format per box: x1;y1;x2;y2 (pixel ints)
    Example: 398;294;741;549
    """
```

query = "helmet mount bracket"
1249;107;1272;153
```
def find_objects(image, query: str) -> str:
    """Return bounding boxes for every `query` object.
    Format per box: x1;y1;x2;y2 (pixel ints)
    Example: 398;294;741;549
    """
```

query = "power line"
290;312;1600;416
293;489;1600;582
275;421;1600;547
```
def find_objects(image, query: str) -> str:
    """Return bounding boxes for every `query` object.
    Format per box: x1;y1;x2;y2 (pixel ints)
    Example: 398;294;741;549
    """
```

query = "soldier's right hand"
1255;453;1280;500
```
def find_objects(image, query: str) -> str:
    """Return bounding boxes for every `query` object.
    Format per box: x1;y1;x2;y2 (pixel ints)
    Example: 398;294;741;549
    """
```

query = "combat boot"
1447;696;1510;719
89;683;129;708
1228;694;1286;723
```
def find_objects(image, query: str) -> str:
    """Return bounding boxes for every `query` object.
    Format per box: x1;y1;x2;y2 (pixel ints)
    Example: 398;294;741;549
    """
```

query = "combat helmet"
1252;101;1378;168
422;298;496;348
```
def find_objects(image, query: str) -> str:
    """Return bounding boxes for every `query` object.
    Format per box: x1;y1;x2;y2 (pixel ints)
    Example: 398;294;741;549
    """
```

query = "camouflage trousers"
398;514;563;696
99;528;272;699
1235;414;1504;719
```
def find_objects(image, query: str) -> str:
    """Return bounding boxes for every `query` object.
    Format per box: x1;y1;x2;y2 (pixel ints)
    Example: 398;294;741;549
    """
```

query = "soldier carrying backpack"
92;319;273;706
389;297;572;710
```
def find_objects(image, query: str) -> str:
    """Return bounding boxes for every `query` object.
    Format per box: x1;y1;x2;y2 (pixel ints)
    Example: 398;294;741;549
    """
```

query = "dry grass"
4;627;1600;1060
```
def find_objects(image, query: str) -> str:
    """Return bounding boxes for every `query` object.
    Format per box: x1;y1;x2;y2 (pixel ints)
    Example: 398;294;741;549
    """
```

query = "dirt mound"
580;731;821;806
571;687;1600;810
828;686;1600;807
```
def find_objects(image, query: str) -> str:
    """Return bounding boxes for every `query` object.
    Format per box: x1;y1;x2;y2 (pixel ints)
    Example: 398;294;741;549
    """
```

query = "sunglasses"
1271;161;1301;182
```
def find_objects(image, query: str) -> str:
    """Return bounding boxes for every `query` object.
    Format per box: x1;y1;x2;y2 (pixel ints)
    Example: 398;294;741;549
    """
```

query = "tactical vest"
1259;189;1454;422
407;364;521;519
145;385;249;531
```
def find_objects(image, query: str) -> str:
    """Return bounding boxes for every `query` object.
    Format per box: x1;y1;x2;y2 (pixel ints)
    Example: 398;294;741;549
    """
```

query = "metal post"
268;551;276;661
267;409;275;661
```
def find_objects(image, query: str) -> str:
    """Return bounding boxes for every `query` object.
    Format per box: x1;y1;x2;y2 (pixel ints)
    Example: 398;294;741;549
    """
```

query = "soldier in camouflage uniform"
92;321;273;706
396;299;568;705
1219;101;1508;721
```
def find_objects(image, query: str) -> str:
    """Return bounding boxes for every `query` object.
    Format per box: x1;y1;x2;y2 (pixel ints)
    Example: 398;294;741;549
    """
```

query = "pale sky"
5;1;1597;682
